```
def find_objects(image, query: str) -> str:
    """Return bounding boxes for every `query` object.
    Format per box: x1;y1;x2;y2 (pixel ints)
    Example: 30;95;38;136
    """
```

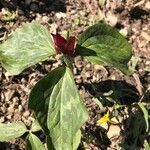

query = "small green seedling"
0;22;132;150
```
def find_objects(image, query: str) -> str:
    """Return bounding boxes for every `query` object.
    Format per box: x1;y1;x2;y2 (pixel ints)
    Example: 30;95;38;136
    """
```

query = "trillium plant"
0;22;132;150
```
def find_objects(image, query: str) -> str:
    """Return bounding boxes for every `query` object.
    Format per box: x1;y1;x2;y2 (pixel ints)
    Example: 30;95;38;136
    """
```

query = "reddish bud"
52;34;76;56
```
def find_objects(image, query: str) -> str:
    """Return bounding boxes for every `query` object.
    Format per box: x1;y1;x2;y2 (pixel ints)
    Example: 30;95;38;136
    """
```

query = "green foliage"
28;67;66;132
139;103;149;132
98;0;106;6
26;133;45;150
92;83;149;149
0;23;55;75
120;104;150;150
0;22;133;149
72;130;82;150
46;136;55;150
144;140;150;150
76;23;132;74
0;122;27;141
29;66;88;150
30;120;41;133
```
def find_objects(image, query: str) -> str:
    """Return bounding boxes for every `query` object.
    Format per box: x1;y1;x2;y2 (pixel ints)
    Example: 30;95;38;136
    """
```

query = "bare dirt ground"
0;0;150;149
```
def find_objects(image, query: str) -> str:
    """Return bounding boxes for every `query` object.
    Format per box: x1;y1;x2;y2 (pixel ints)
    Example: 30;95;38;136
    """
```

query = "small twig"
133;73;143;96
139;87;150;103
0;31;7;41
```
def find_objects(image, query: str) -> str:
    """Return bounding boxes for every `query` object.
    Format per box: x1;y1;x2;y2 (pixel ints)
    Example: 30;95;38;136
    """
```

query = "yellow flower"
97;111;110;124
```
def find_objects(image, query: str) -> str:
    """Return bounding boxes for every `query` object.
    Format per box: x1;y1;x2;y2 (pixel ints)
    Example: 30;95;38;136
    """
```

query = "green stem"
62;54;73;72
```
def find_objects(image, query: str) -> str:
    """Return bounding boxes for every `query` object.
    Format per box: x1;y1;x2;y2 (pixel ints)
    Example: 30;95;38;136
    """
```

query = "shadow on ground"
0;0;66;15
0;140;22;150
129;6;149;19
79;126;111;150
80;80;149;149
120;107;149;150
83;80;140;106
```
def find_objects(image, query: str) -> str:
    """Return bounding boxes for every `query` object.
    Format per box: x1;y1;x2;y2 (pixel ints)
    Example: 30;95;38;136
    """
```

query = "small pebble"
12;97;19;103
0;117;5;123
8;105;14;113
6;114;12;120
141;32;150;41
145;2;150;9
18;105;23;112
106;13;118;26
111;75;116;80
75;62;82;68
85;72;92;78
99;123;109;130
23;111;30;117
85;63;91;69
5;90;14;102
55;12;66;19
74;56;82;68
73;68;78;75
107;125;121;139
145;61;150;65
42;16;49;23
94;65;105;71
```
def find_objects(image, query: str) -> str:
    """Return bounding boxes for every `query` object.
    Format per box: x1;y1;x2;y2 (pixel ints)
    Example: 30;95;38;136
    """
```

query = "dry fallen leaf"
107;125;121;139
141;32;150;41
145;2;150;9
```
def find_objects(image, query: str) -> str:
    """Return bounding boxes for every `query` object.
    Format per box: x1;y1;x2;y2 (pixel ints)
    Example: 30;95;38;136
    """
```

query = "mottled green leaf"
144;140;150;150
0;22;55;75
29;67;88;150
29;67;66;133
73;130;81;150
98;0;106;6
26;133;45;150
0;121;27;141
47;67;88;150
46;136;55;150
76;23;132;74
30;120;41;133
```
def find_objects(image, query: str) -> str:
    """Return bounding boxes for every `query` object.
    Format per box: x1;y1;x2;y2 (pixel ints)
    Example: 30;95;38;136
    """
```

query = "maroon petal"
52;34;67;53
66;36;76;55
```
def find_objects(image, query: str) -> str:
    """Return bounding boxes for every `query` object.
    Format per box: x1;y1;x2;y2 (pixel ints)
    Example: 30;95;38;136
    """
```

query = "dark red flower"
52;34;76;56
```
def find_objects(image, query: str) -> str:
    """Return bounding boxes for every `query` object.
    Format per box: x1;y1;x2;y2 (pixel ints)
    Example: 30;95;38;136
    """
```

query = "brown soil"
0;0;150;150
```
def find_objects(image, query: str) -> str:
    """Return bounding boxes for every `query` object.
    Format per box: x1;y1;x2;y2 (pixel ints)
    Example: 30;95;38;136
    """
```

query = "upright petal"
66;36;76;55
52;34;67;53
